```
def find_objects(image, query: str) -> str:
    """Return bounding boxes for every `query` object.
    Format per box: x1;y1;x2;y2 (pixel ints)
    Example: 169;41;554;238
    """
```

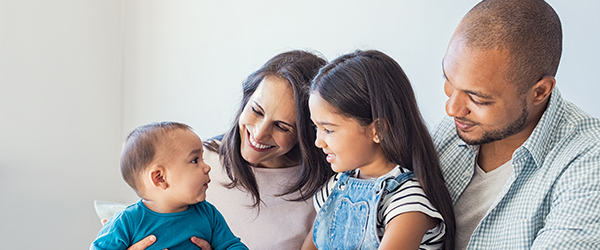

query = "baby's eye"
191;157;199;164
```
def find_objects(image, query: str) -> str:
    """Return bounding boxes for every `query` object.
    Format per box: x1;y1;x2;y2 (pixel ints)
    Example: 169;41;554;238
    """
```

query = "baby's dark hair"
121;121;192;194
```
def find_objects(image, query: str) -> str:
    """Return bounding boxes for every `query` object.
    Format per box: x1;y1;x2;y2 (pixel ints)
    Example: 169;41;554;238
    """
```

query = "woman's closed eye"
275;123;292;133
251;106;264;116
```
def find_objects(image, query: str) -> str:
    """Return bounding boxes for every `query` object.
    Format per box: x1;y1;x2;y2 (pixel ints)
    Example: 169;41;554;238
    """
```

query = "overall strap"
380;171;415;193
337;170;355;186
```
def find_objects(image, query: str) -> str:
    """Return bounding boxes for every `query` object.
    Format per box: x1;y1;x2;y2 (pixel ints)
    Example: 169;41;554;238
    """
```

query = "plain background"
0;0;598;249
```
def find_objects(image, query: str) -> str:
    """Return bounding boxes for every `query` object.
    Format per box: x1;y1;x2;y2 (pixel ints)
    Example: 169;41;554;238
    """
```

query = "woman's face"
238;75;299;168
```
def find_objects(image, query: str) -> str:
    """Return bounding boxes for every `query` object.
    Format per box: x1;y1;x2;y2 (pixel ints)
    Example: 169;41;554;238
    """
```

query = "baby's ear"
147;165;169;190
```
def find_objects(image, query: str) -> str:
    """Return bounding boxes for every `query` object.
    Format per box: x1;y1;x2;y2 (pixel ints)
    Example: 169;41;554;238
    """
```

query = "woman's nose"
252;120;271;142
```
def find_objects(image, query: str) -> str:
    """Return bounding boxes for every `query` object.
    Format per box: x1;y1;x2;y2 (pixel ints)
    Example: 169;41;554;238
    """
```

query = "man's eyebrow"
441;59;493;99
464;89;493;99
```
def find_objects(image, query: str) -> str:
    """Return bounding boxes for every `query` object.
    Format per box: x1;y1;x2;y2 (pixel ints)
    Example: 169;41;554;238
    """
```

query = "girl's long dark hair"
204;50;334;208
312;50;455;249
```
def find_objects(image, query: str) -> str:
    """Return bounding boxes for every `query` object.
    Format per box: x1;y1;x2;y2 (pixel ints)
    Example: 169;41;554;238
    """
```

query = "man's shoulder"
549;100;600;156
432;116;464;153
560;100;600;139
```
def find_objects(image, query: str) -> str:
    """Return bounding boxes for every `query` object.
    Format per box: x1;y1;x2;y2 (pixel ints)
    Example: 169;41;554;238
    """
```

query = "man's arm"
532;150;600;249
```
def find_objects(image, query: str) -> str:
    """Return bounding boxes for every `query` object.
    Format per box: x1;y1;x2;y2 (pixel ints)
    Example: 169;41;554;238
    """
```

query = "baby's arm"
90;215;133;250
99;219;159;250
378;211;437;250
205;203;248;250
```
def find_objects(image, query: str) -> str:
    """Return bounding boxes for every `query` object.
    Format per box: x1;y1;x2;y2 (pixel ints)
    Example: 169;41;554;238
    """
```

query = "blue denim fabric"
313;170;414;250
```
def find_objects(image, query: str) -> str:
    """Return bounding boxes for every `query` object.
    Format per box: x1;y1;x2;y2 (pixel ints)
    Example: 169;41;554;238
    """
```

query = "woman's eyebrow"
252;101;265;113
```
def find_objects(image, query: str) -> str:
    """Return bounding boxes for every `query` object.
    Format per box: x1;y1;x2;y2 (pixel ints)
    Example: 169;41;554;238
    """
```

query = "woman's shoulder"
203;135;223;153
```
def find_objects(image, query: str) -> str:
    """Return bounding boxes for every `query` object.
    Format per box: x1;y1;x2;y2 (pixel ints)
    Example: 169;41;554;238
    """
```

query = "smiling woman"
200;50;334;249
237;75;299;169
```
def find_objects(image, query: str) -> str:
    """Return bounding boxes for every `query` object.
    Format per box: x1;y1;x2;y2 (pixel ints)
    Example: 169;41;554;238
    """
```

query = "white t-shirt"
454;159;514;250
314;166;446;249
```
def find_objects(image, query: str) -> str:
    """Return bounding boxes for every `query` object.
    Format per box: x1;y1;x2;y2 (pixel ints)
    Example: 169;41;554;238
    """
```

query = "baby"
91;121;247;250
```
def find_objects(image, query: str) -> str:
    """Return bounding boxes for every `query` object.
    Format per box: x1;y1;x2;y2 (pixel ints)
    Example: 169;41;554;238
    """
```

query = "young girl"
302;50;455;250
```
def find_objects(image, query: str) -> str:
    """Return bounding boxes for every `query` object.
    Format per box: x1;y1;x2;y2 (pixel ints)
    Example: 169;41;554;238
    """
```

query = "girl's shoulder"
379;176;444;224
313;172;344;210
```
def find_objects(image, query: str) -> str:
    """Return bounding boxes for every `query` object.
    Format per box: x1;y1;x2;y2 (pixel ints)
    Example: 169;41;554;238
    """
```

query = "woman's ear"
147;165;168;190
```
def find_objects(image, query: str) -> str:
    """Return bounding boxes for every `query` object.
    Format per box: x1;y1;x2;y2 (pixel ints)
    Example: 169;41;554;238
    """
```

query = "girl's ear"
148;165;169;190
371;119;381;144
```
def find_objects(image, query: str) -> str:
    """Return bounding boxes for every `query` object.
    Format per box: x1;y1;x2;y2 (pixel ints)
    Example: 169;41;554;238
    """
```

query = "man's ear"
147;165;168;190
531;76;556;106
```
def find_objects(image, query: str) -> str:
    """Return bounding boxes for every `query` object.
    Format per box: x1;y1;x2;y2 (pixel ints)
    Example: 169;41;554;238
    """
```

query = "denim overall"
313;169;415;250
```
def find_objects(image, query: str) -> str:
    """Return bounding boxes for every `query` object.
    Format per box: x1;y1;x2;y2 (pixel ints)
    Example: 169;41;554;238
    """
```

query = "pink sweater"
204;148;315;250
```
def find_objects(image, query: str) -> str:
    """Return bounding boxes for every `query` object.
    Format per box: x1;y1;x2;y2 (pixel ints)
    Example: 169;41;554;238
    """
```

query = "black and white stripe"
313;167;445;250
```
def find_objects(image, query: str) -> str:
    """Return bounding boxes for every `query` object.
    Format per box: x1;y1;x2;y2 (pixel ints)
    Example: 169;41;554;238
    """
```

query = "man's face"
442;35;532;145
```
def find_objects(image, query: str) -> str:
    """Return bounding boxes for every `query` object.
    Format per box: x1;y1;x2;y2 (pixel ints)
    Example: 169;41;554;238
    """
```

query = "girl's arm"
300;229;317;250
378;211;438;250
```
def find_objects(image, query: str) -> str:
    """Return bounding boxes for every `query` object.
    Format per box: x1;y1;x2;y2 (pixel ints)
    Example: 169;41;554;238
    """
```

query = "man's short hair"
458;0;562;92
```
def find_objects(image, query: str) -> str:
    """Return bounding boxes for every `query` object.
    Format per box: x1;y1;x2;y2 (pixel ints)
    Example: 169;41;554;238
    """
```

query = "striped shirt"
314;166;446;249
434;88;600;249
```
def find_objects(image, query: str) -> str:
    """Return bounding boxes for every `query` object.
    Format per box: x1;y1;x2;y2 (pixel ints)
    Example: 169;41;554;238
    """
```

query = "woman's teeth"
250;135;271;149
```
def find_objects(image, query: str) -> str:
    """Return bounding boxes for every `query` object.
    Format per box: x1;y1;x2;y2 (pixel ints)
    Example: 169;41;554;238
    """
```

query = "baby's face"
160;129;211;206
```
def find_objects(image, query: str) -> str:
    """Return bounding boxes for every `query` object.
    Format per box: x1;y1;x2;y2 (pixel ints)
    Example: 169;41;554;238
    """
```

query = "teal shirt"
91;200;247;250
434;88;600;249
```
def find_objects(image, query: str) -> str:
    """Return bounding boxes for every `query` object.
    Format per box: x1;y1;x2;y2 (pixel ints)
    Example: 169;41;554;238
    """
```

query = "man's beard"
458;103;529;145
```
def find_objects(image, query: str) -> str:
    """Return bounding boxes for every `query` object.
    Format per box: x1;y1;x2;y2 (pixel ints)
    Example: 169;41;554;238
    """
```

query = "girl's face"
238;75;299;168
309;92;390;179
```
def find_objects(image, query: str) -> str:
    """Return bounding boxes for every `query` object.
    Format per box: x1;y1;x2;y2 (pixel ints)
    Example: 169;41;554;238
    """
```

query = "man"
434;0;600;249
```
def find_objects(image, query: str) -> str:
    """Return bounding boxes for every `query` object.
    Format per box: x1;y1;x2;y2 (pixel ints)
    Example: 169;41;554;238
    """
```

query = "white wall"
0;0;130;249
0;0;598;249
121;0;600;140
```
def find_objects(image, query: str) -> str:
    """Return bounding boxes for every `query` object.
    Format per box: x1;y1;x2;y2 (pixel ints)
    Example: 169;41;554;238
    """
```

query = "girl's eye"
191;157;199;164
324;128;333;134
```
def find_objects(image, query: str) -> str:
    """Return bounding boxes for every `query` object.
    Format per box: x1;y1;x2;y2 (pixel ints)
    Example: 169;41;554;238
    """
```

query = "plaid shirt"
433;88;600;249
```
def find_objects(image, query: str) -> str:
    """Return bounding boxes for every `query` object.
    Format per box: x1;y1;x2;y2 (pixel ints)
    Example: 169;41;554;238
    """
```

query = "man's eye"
471;98;490;106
